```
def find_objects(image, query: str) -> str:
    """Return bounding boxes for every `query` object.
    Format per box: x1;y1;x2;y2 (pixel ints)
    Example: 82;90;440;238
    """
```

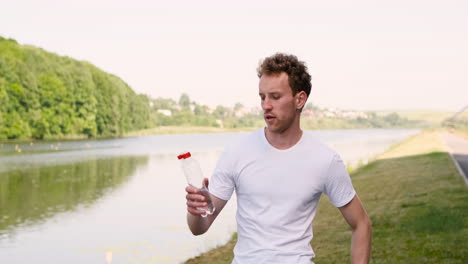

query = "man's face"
259;72;301;134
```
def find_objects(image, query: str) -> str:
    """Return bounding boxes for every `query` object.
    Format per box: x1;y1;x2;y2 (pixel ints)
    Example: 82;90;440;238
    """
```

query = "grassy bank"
0;126;258;144
185;131;467;263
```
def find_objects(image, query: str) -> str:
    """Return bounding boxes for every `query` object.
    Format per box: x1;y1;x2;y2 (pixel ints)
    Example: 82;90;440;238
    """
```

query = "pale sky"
1;0;467;111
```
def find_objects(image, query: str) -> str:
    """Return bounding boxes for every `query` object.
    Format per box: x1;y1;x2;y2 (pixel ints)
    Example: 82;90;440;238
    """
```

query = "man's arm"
338;194;372;264
186;178;228;235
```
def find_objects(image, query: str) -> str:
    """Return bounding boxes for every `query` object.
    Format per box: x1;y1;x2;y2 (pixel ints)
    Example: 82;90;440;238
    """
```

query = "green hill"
0;36;151;140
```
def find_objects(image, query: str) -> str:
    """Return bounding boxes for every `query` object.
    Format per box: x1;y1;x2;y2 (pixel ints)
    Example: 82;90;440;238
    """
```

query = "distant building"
215;119;224;128
157;109;172;116
342;111;368;119
324;110;336;118
249;106;262;116
307;107;369;120
235;107;250;117
206;106;215;114
303;109;315;117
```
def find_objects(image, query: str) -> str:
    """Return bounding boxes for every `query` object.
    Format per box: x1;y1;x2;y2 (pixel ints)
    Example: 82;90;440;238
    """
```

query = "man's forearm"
186;192;226;236
187;212;211;235
351;220;372;264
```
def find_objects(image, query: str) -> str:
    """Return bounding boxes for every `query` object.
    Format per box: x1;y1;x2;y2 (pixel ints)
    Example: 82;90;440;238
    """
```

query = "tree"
234;102;244;112
213;105;229;119
179;93;191;109
0;36;152;139
384;113;401;126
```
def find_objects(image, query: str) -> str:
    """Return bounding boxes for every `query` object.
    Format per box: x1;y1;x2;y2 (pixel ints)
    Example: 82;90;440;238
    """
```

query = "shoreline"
0;125;427;144
0;126;259;144
0;127;418;157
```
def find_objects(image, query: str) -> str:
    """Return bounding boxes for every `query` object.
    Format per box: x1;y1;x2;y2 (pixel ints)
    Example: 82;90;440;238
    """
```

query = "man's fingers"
187;206;206;216
185;182;210;216
186;193;206;202
185;185;200;194
187;200;207;208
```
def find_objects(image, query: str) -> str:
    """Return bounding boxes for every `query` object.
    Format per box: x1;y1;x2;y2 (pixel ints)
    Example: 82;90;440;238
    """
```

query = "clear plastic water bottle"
178;152;215;217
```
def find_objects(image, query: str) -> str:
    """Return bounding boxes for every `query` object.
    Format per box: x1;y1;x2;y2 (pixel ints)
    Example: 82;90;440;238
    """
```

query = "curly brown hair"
257;53;312;97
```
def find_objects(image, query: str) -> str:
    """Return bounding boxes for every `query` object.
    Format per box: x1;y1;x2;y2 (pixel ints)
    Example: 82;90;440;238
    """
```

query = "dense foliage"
0;36;151;139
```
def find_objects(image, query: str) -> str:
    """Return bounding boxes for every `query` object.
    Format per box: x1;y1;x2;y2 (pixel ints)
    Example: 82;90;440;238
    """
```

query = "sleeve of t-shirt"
323;153;356;208
209;148;236;201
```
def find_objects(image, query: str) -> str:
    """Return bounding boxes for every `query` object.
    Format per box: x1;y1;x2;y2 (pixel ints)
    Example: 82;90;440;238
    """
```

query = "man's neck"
264;124;303;150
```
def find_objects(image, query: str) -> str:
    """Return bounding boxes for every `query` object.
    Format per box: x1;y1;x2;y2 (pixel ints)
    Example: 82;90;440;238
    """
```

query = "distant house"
342;111;368;119
324;111;336;118
303;109;315;117
234;107;250;117
157;109;172;116
206;106;215;114
249;106;262;116
215;119;224;128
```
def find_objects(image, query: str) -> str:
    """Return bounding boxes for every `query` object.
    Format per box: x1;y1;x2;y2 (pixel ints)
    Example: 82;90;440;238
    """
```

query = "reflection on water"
0;156;148;237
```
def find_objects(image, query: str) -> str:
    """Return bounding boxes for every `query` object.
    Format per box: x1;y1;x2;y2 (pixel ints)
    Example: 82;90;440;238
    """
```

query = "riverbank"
0;121;432;143
185;131;467;263
0;126;258;144
124;126;257;137
124;123;427;137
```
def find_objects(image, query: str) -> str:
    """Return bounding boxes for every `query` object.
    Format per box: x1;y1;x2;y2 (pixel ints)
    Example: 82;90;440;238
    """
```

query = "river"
0;129;419;263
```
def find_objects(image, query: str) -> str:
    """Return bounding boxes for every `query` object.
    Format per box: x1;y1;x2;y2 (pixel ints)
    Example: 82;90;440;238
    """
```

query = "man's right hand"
185;178;228;235
185;178;211;216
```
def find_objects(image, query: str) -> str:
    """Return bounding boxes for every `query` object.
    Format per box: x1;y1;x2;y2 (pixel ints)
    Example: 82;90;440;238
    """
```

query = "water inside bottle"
197;188;215;217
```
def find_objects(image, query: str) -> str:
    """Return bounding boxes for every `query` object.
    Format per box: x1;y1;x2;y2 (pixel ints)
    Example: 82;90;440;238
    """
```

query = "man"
185;53;372;263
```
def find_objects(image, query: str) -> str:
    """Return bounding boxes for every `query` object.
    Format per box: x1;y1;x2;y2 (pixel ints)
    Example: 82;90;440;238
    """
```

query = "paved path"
441;132;468;185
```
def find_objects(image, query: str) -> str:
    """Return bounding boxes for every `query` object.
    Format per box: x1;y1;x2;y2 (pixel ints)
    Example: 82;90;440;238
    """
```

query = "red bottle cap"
177;152;191;159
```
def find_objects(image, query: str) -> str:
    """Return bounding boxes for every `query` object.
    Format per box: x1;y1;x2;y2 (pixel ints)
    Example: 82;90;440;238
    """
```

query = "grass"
184;131;468;263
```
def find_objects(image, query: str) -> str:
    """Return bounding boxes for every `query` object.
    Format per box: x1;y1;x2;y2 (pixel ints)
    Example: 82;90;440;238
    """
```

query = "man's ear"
296;91;307;109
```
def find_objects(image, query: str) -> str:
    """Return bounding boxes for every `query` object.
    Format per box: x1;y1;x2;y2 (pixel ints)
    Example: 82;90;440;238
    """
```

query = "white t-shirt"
210;129;356;264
